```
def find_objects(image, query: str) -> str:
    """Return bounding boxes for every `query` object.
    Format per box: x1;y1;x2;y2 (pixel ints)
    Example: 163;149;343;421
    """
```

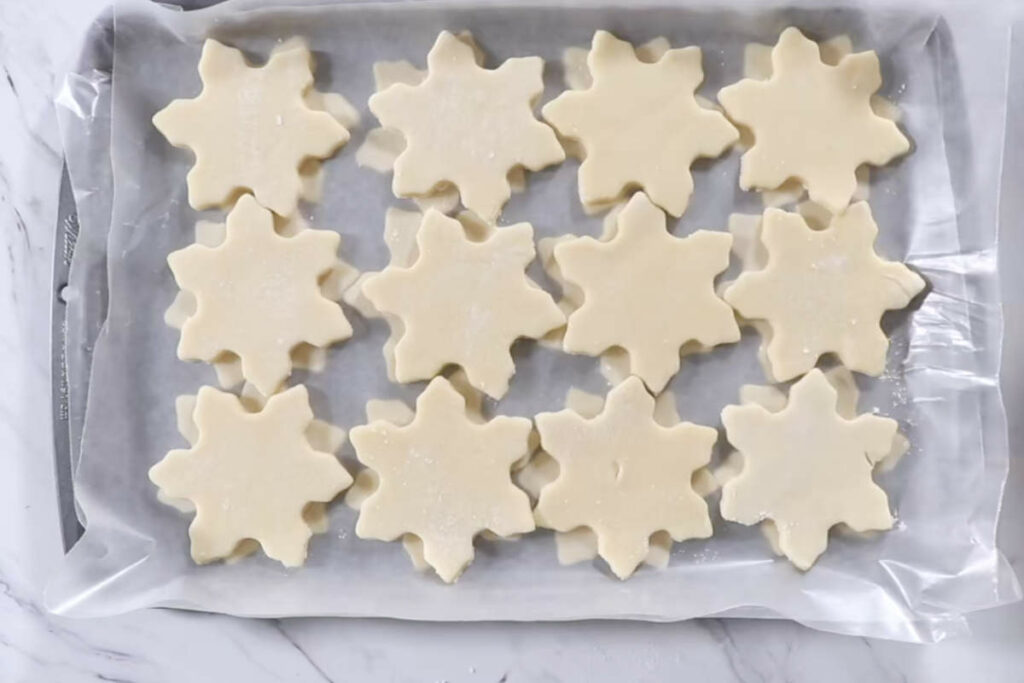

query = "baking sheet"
46;0;1019;642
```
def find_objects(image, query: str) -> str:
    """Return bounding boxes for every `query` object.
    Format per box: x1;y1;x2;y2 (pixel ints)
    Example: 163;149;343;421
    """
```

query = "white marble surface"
2;1;1024;681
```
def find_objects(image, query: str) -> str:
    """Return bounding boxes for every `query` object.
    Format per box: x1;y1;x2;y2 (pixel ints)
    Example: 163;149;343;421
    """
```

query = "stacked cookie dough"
148;27;924;582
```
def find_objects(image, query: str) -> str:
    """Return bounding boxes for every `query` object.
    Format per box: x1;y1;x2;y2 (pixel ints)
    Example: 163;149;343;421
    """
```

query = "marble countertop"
3;1;1023;681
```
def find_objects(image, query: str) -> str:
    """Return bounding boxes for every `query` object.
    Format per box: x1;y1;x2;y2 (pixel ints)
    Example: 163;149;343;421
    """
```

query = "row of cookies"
153;28;908;226
157;186;923;409
149;361;902;581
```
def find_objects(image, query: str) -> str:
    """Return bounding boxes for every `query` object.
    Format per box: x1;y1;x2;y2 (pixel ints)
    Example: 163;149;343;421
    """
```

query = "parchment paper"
46;0;1019;642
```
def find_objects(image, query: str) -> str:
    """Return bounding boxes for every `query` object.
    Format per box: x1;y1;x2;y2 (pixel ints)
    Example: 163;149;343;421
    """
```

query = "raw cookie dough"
368;31;565;221
168;194;352;396
349;377;535;582
165;212;359;392
712;364;910;496
719;368;897;570
161;389;346;561
741;34;899;209
149;385;352;567
534;376;716;579
543;31;738;217
357;32;529;214
360;209;565;398
552;192;739;392
718;27;910;214
723;202;925;382
518;385;712;572
343;208;496;381
152;39;351;217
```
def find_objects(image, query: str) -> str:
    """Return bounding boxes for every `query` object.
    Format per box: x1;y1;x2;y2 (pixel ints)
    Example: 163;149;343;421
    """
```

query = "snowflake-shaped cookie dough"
343;208;496;382
723;202;925;382
168;194;352;396
165;212;359;392
361;209;565;398
368;31;565;221
149;385;352;567
552;192;739;392
543;31;738;217
718;27;910;214
349;377;535;582
158;388;346;562
534;377;716;579
357;32;518;215
153;39;350;216
740;34;899;209
720;369;897;569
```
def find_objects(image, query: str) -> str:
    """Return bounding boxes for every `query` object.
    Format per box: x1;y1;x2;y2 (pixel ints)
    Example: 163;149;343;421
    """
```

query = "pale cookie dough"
712;364;910;493
718;27;910;214
161;389;345;561
543;31;738;217
552;192;739;392
719;369;897;570
518;385;711;572
534;377;715;579
723;202;925;382
357;33;528;214
368;31;565;221
345;376;520;572
268;38;360;206
168;194;352;396
148;385;352;567
360;209;565;398
152;39;351;217
349;377;535;582
741;34;899;209
165;212;359;392
343;208;496;381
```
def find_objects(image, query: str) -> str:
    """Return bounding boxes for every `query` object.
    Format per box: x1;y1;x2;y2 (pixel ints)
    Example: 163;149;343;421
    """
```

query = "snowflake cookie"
361;209;565;398
723;202;925;382
368;31;565;221
516;386;701;572
552;192;739;392
740;34;900;209
149;385;352;567
168;194;352;396
343;208;496;382
718;27;910;214
720;369;898;569
349;377;535;582
158;388;346;562
153;39;351;216
165;212;358;392
357;32;507;214
543;31;738;217
534;377;716;579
